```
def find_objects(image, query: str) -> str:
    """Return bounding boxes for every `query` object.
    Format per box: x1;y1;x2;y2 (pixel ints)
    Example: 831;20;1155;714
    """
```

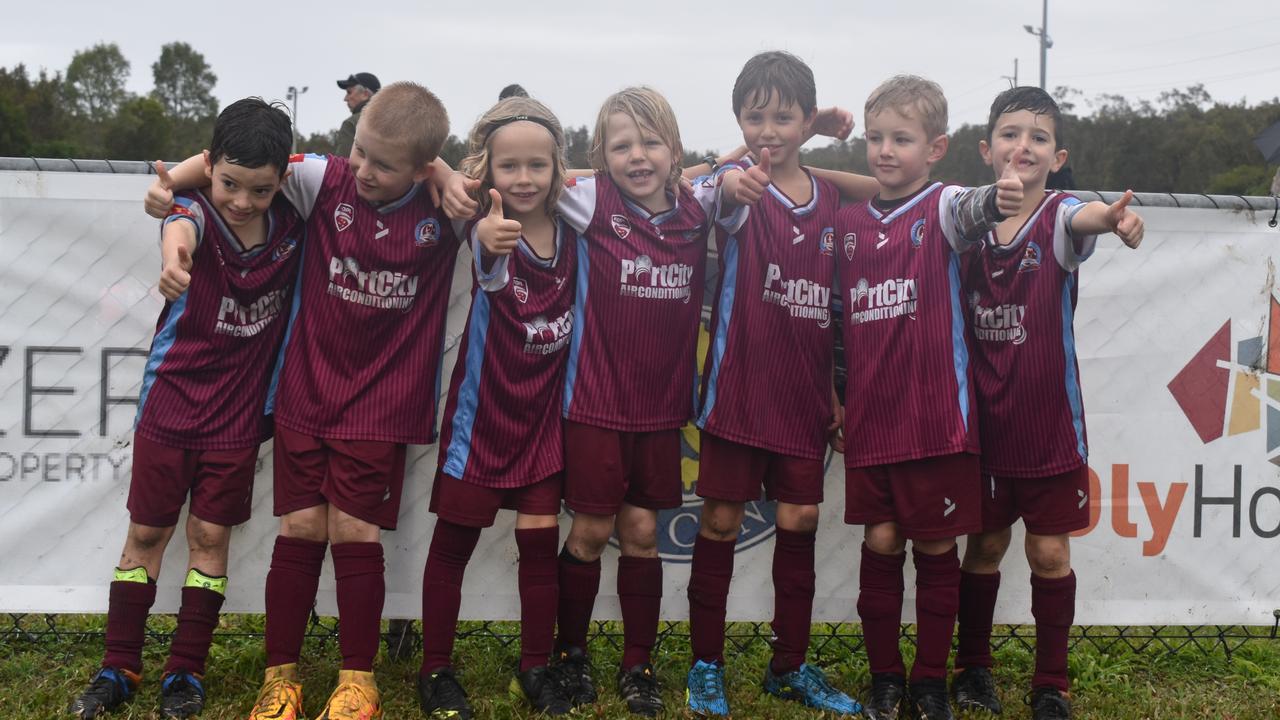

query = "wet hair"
459;96;567;216
359;81;450;167
208;97;293;177
498;83;529;100
590;86;684;192
865;74;948;139
986;86;1065;149
732;50;817;117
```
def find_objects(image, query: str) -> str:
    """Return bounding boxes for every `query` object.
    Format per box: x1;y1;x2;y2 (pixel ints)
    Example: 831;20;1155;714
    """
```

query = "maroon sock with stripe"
516;527;559;672
856;544;907;675
331;541;385;672
688;534;735;665
555;547;600;651
264;536;327;667
103;578;157;673
617;555;663;668
770;527;816;675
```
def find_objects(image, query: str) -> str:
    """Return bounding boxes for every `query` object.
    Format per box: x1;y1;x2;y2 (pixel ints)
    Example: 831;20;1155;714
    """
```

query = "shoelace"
330;683;375;715
694;666;725;700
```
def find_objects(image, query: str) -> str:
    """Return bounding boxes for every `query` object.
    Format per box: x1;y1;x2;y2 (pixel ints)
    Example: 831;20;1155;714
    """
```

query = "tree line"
2;43;1277;195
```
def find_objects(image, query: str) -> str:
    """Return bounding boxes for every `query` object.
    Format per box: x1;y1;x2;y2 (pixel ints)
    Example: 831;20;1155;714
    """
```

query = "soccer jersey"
271;154;460;444
836;182;983;467
557;173;710;432
964;191;1097;477
697;162;840;459
135;189;303;450
438;217;577;488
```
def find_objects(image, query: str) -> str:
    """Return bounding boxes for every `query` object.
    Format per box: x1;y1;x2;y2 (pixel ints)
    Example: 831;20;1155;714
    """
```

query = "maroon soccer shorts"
272;425;407;530
980;465;1090;535
696;431;824;505
429;470;563;528
844;452;982;540
562;420;682;515
127;433;258;527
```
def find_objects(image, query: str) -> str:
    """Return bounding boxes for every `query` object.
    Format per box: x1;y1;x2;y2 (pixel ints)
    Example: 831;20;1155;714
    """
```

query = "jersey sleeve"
280;153;329;220
938;183;1002;253
701;160;750;234
556;175;598;233
1052;195;1097;272
467;218;512;292
163;193;206;246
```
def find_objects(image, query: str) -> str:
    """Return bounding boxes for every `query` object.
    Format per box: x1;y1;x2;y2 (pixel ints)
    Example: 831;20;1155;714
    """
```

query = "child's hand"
1105;190;1144;248
145;160;175;219
443;173;482;221
828;394;845;453
809;106;855;141
995;157;1023;217
725;148;771;206
158;244;193;300
476;189;521;256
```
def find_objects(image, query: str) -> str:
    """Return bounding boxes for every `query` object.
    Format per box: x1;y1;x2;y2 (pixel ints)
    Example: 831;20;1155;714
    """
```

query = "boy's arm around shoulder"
807;167;878;203
145;158;206;218
1068;190;1145;248
157;207;199;301
943;160;1025;250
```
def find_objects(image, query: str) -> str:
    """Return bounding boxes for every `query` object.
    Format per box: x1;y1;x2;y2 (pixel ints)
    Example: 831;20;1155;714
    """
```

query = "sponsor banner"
2;171;1279;625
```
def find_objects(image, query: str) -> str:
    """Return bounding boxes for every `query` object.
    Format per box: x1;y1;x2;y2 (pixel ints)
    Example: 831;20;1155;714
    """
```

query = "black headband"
491;114;562;147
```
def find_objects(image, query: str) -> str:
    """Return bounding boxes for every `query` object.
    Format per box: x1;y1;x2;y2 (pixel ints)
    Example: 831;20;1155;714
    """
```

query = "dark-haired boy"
951;86;1142;720
70;98;303;720
684;50;873;717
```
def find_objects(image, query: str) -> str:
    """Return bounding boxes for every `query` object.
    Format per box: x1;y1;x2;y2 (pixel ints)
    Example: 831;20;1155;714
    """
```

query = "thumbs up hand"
1106;190;1144;248
145;160;176;218
724;147;772;206
159;242;194;300
995;152;1024;218
476;189;521;256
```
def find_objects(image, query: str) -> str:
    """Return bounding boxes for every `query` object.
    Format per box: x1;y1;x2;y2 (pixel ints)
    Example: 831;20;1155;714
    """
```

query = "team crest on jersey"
512;277;529;303
819;228;834;257
1019;241;1042;273
844;233;857;260
272;235;299;262
334;203;355;232
415;218;441;247
611;214;632;240
910;219;926;248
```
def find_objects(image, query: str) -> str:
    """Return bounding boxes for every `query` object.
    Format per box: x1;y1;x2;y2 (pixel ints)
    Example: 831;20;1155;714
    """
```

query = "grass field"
3;617;1278;719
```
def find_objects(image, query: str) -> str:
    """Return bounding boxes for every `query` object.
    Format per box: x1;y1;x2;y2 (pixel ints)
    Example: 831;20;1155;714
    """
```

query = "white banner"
2;170;1279;625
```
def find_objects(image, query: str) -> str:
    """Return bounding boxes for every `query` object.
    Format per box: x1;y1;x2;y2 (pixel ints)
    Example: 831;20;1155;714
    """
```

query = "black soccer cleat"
951;666;1003;713
68;667;139;719
909;677;956;720
1026;686;1072;720
159;671;205;718
551;645;597;706
617;663;664;717
510;665;572;715
863;672;906;720
417;666;473;719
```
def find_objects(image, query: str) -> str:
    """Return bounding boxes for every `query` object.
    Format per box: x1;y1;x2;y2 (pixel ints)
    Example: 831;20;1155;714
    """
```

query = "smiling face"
602;111;674;210
981;109;1068;192
348;124;432;204
204;155;282;228
487;121;558;221
863;107;948;200
736;90;814;171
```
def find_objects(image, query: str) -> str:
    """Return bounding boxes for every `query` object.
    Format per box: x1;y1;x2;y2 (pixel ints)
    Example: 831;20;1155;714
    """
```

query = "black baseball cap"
337;73;381;93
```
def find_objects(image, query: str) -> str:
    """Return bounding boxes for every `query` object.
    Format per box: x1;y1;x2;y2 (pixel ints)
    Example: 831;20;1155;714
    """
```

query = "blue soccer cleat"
685;659;730;717
763;662;863;716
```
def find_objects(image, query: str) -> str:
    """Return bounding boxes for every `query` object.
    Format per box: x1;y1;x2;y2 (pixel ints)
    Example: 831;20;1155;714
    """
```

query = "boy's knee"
566;513;613;560
776;503;819;533
962;530;1011;572
280;507;328;542
699;500;744;541
616;506;658;557
864;522;906;555
127;523;172;552
186;517;231;553
1026;534;1071;577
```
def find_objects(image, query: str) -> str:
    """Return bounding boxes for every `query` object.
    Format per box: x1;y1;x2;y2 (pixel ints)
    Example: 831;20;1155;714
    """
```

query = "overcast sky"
3;0;1278;154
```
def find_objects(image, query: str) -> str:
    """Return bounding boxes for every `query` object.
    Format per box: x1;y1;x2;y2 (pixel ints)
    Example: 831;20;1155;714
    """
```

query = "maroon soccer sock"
856;544;907;675
555;546;600;651
688;534;735;665
420;520;481;674
331;541;385;672
1030;570;1076;692
770;527;816;675
956;570;1001;670
515;527;559;672
264;536;326;667
618;555;663;668
910;545;961;682
103;577;158;673
163;585;225;676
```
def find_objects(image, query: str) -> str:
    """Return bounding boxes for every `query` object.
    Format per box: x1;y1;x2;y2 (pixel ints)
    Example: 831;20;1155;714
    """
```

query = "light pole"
286;85;309;151
1023;0;1053;90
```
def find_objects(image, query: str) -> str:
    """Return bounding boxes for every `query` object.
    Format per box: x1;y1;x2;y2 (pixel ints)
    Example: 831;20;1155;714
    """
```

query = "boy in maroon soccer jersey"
70;99;302;720
682;50;873;718
145;82;458;720
834;75;1025;720
950;87;1142;720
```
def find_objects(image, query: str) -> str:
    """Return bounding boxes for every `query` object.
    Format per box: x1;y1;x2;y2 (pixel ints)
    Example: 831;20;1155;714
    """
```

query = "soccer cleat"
509;665;572;715
1026;687;1072;720
909;678;956;720
684;659;730;717
551;646;597;706
417;666;472;719
247;663;304;720
616;663;663;717
159;671;205;718
951;666;1003;713
863;672;906;720
316;669;381;720
762;662;863;716
68;667;140;718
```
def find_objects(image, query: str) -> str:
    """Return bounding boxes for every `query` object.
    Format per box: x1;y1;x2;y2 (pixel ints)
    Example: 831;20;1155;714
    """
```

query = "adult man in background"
335;72;380;157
